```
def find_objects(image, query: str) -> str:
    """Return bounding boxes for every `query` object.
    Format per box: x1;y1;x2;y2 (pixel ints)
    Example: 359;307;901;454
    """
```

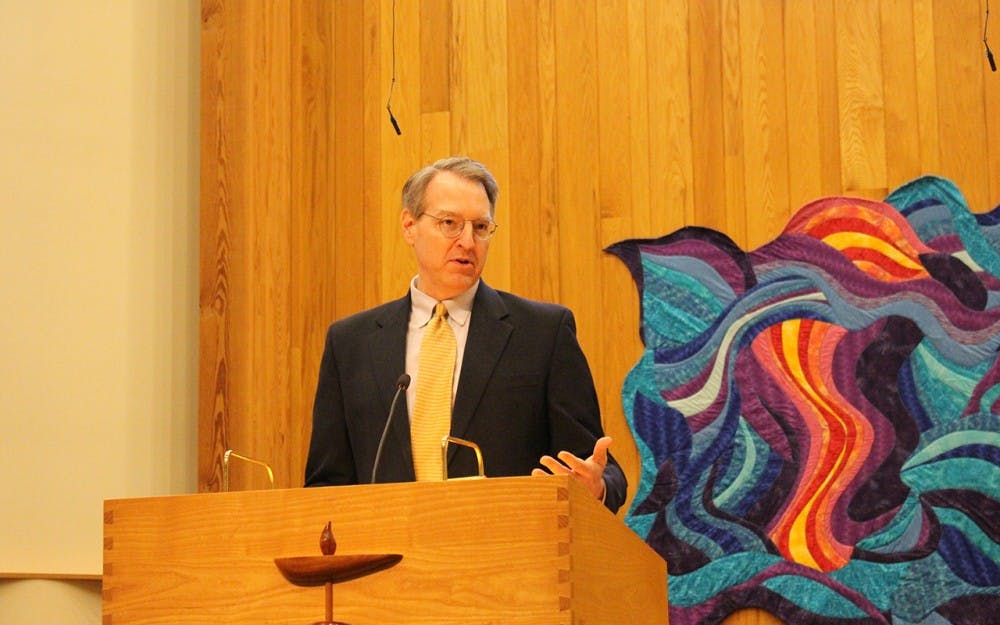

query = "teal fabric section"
761;575;871;618
669;552;785;606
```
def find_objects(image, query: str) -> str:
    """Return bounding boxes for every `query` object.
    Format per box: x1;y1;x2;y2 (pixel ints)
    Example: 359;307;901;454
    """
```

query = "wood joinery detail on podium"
103;476;667;624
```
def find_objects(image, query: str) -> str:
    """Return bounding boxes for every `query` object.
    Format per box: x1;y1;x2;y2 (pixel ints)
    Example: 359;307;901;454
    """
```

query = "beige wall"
0;1;200;622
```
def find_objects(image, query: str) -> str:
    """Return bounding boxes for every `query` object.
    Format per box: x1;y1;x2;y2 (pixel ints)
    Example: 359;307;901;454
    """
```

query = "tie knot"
433;303;448;320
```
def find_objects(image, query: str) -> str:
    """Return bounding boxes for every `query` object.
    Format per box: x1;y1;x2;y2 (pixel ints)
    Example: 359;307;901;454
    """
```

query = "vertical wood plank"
879;0;923;187
814;0;843;197
290;0;333;485
646;0;693;236
597;0;633;234
690;0;728;231
553;0;602;366
625;0;653;237
535;0;559;303
246;1;292;490
420;0;451;114
912;0;940;176
933;0;990;210
739;0;790;247
200;0;249;492
836;0;889;195
784;0;824;210
362;0;383;309
720;0;747;242
420;1;452;169
333;2;368;319
507;0;545;298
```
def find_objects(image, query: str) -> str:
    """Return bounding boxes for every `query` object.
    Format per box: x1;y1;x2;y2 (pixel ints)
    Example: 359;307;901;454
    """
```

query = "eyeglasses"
420;213;499;241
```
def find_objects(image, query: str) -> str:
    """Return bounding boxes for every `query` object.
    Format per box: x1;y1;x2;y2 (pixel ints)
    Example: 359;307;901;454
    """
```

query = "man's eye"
472;222;489;232
440;218;458;227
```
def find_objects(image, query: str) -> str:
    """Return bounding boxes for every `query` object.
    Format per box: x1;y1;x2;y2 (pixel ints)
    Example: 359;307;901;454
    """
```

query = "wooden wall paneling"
813;0;844;198
738;0;790;248
784;1;825;212
879;0;924;187
199;1;294;492
507;0;545;298
690;0;729;233
720;0;748;243
835;0;889;197
596;0;633;233
912;0;941;176
535;0;560;304
645;0;694;237
553;0;601;360
381;0;421;305
246;1;293;490
420;0;451;114
421;112;453;171
362;0;383;310
200;0;243;493
289;0;333;487
419;0;451;165
933;0;991;211
453;0;511;290
625;0;653;238
333;3;369;321
596;0;642;504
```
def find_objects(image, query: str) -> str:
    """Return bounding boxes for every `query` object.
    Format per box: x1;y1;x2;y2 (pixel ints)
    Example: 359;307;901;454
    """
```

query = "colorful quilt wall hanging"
607;176;1000;625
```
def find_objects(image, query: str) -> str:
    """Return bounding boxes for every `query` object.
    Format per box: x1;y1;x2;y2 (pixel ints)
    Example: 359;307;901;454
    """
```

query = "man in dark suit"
304;157;626;513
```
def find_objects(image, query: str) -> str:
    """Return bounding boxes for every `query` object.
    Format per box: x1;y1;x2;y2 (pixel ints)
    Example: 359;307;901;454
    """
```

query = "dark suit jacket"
304;282;627;512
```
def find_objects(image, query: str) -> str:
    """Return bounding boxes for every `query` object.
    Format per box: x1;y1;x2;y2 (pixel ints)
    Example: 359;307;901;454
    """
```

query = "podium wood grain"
103;475;667;625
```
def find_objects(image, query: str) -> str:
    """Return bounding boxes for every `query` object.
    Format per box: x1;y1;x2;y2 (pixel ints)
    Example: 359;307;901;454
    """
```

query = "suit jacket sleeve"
547;308;627;513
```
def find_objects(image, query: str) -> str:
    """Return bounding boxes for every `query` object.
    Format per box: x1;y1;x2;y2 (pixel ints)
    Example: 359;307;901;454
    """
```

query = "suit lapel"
450;283;512;451
370;294;415;479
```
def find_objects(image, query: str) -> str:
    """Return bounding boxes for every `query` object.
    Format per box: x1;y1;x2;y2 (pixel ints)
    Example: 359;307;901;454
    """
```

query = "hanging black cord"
986;0;997;71
385;0;402;134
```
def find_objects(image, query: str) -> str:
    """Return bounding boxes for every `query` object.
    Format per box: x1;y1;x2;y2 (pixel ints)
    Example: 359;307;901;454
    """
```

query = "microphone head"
397;373;411;389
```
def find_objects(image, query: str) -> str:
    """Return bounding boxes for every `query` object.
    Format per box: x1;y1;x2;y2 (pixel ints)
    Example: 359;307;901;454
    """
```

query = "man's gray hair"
401;157;499;217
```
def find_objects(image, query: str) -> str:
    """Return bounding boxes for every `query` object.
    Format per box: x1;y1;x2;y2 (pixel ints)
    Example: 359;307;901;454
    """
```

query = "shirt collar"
408;276;478;328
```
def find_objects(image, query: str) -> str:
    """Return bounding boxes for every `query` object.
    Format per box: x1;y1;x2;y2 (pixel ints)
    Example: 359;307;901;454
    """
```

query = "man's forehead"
434;209;491;219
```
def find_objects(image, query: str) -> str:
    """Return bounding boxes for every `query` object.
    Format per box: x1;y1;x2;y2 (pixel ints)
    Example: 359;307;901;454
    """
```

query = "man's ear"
401;209;416;244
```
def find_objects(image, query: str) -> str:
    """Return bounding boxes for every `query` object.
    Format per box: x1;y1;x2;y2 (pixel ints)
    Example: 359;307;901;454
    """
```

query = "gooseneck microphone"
371;373;411;484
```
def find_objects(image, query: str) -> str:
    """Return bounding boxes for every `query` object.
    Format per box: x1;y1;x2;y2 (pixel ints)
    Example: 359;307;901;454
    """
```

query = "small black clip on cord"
986;0;998;71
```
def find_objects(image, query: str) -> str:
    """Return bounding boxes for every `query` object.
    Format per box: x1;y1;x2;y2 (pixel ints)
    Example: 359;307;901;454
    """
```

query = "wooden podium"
103;475;668;624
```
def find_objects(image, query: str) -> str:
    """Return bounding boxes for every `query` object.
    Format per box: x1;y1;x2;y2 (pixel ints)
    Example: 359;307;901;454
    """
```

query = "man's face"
401;170;492;301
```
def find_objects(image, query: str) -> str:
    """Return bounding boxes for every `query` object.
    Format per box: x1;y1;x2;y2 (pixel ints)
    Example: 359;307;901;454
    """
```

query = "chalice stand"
274;522;402;625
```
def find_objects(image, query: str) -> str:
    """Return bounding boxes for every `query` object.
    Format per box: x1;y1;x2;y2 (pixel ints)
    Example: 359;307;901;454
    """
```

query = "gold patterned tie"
411;303;456;481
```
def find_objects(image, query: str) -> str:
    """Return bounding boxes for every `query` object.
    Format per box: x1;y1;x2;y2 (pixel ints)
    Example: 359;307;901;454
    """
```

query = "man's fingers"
538;455;571;475
556;450;587;472
591;436;612;465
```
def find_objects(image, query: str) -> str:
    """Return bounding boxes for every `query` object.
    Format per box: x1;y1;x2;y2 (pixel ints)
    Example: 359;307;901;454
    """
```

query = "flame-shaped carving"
320;521;336;556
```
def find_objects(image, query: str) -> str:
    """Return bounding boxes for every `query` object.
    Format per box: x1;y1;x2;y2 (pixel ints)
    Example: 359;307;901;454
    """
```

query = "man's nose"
455;221;476;246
